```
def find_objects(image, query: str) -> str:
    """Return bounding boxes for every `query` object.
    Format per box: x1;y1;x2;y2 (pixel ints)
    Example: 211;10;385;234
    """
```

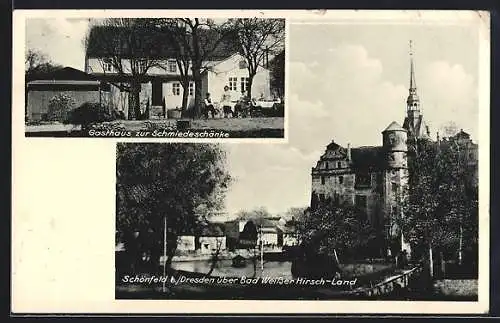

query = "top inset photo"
23;16;286;139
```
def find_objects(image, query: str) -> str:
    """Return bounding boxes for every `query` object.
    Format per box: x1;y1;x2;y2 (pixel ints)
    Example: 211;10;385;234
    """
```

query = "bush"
65;102;114;129
47;94;75;121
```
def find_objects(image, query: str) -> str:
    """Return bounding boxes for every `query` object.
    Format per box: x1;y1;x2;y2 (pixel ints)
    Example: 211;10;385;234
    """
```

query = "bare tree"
229;18;285;99
85;18;166;120
157;18;236;118
205;237;224;277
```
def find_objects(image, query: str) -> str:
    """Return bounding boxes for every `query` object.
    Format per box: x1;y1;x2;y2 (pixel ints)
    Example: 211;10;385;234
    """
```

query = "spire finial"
409;40;416;90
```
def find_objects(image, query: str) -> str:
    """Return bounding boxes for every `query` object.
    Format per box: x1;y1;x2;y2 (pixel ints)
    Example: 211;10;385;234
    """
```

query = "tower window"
337;162;342;168
325;162;329;169
339;176;344;184
321;176;325;185
355;173;371;188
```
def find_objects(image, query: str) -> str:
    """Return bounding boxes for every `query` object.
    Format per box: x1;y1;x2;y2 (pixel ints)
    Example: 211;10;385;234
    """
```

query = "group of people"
203;85;260;119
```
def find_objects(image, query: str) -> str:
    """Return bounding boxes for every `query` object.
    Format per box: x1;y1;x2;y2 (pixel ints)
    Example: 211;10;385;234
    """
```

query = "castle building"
310;42;477;258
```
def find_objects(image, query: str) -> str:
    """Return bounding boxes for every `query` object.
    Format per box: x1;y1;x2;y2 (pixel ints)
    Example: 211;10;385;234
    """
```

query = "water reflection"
171;259;293;279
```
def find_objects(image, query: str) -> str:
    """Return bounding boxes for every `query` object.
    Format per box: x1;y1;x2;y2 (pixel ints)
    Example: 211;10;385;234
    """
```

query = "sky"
25;17;483;219
224;21;481;218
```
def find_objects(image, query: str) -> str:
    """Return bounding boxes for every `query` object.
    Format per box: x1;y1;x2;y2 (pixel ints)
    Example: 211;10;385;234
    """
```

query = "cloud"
26;18;90;69
420;61;478;139
289;44;407;149
225;41;479;215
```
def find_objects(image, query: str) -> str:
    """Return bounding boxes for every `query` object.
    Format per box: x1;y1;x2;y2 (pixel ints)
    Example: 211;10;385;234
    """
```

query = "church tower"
403;40;430;141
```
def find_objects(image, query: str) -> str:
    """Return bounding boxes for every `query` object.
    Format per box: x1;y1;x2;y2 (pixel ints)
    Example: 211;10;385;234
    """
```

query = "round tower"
382;121;408;169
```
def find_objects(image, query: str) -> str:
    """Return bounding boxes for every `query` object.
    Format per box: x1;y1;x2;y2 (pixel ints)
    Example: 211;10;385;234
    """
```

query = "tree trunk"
205;248;221;277
191;63;203;119
181;82;189;113
429;245;434;278
194;79;202;119
247;73;255;100
128;81;141;120
440;251;446;279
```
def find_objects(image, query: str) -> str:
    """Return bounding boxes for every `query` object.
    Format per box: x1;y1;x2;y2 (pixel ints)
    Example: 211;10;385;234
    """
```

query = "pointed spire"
406;40;420;110
409;40;417;90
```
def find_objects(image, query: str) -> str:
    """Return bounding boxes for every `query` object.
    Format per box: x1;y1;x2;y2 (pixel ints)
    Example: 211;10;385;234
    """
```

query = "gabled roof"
86;25;239;60
350;146;386;172
28;67;100;82
403;115;430;139
201;223;225;237
383;121;406;132
453;129;471;140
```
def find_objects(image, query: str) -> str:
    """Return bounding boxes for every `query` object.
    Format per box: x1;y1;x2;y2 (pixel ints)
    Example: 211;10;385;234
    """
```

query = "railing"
351;265;423;297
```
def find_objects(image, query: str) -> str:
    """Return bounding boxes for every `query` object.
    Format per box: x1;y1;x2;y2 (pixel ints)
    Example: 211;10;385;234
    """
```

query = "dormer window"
168;60;177;73
239;60;247;69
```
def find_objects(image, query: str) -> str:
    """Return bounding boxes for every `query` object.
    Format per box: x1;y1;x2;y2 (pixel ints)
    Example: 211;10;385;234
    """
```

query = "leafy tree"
116;143;231;272
398;138;478;275
228;18;285;99
235;206;271;221
47;94;75;121
298;198;377;263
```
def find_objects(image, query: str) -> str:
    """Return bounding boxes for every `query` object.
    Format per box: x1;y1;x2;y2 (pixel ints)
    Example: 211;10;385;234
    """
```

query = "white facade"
199;236;226;255
177;235;196;251
204;54;271;105
258;229;279;247
85;53;271;117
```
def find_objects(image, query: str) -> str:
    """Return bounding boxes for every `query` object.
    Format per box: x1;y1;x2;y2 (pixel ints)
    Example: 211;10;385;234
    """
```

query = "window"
337;162;342;168
172;83;181;96
355;195;367;208
321;176;325;185
391;182;398;192
228;77;238;91
325;162;329;169
355;173;371;187
188;82;194;96
168;60;177;73
339;176;344;184
319;194;325;202
240;77;249;94
103;62;113;72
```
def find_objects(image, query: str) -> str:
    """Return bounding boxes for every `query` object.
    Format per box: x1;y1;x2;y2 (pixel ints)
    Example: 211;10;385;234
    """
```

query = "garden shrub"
47;93;75;121
65;102;114;130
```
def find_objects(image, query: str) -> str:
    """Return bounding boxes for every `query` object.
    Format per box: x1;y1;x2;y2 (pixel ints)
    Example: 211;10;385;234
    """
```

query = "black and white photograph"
114;13;487;306
24;16;286;138
12;10;489;315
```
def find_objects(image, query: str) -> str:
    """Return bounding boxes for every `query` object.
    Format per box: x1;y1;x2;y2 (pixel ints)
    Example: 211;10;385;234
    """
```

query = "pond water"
171;259;294;279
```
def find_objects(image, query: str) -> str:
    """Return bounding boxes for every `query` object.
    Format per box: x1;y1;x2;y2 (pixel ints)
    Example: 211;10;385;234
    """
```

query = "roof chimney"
347;143;352;161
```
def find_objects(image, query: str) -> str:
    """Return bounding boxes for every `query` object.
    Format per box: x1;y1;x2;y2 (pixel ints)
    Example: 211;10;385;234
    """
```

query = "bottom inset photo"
115;142;479;301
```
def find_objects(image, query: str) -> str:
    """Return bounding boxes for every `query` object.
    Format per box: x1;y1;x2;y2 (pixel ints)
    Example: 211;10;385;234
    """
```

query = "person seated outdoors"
233;91;250;118
220;86;234;118
203;92;217;119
